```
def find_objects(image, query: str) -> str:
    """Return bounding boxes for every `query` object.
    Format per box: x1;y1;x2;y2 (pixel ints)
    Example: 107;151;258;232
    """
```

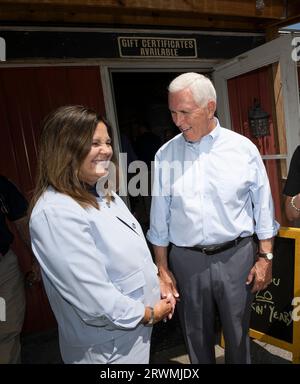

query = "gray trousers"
0;249;26;364
169;237;256;364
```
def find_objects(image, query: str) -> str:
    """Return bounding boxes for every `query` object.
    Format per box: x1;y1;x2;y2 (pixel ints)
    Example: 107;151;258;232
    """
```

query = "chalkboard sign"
250;237;294;342
249;228;300;363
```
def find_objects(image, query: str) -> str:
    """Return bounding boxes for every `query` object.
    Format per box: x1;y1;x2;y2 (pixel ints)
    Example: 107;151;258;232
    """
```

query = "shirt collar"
185;117;221;148
209;118;221;141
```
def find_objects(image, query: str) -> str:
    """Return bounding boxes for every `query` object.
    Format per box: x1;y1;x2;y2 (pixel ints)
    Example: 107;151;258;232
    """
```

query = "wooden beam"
0;5;274;32
265;14;300;34
250;0;300;35
272;63;287;167
287;0;300;18
265;25;280;41
270;62;288;226
0;0;286;20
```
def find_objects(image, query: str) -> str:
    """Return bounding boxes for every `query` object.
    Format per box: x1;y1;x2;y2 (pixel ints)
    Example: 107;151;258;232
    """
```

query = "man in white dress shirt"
147;72;279;364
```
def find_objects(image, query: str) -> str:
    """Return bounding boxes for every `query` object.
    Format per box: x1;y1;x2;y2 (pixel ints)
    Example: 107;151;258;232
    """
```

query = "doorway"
111;71;181;229
112;72;178;143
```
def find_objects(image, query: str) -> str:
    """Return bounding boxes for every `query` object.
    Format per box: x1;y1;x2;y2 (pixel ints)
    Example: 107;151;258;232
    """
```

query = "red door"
0;66;105;332
227;66;283;224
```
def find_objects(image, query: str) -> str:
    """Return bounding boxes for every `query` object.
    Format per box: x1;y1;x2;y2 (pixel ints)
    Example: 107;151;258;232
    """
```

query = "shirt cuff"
146;230;170;247
255;222;280;240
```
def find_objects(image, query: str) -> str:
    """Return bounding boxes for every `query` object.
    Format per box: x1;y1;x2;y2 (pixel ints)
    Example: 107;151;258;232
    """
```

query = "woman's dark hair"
30;105;115;212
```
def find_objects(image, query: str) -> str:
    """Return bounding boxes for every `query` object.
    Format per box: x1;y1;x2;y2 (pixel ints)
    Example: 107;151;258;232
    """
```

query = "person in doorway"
0;175;39;364
133;122;161;222
283;146;300;222
134;122;161;168
29;105;172;364
147;72;279;364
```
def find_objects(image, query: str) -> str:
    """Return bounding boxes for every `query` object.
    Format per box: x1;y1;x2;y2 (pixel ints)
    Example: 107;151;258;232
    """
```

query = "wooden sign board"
118;37;197;58
249;227;300;364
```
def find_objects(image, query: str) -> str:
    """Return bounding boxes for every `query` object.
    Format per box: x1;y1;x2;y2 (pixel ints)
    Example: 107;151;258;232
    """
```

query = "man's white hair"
168;72;216;107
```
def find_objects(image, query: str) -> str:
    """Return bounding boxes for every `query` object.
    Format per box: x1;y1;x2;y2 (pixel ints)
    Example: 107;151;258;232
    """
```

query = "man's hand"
246;258;272;293
152;245;179;320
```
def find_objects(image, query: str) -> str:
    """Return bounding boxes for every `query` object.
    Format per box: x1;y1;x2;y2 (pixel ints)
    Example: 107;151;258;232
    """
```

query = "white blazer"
30;187;160;361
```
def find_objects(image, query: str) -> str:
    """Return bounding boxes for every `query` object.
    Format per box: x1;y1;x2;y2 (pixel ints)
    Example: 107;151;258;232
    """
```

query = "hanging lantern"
248;99;270;138
256;0;265;10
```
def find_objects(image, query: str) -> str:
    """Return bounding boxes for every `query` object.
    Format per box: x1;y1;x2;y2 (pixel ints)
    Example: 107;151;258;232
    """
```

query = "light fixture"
256;0;265;10
248;99;270;138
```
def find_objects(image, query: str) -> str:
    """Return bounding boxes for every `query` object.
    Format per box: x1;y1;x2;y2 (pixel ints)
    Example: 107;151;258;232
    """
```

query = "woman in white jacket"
29;105;171;364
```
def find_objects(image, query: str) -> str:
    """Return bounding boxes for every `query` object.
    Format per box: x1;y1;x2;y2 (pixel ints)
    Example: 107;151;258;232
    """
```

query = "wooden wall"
227;65;284;224
0;66;105;332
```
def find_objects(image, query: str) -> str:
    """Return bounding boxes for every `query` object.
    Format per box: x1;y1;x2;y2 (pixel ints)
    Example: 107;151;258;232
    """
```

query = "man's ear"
207;100;216;119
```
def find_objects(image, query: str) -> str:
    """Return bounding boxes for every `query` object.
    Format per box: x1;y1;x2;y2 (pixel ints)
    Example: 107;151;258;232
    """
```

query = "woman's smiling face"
78;121;113;186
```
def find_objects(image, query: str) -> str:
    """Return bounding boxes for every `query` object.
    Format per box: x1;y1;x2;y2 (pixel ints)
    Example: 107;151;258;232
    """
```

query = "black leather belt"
183;236;246;255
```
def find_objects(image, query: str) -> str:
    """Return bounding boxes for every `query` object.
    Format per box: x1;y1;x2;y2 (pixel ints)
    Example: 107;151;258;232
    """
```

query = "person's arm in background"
14;215;31;249
285;195;300;221
3;176;41;284
283;146;300;222
14;215;41;283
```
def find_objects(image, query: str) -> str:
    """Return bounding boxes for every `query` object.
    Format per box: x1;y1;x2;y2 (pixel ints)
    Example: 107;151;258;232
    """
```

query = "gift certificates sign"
118;37;197;58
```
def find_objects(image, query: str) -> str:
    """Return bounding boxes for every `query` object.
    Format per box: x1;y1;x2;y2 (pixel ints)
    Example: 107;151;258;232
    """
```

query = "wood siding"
0;66;105;332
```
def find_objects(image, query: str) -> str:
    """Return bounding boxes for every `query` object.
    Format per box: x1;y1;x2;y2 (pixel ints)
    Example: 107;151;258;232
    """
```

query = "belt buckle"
202;246;217;255
235;237;241;246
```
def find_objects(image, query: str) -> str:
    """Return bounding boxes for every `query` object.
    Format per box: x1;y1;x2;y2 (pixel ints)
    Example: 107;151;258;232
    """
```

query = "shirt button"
132;223;136;229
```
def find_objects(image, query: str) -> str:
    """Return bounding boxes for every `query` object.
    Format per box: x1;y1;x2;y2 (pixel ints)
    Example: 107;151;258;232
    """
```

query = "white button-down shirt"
147;120;279;247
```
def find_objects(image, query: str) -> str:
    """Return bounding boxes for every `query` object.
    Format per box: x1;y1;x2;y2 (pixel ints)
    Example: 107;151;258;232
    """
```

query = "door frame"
213;33;300;167
100;59;218;148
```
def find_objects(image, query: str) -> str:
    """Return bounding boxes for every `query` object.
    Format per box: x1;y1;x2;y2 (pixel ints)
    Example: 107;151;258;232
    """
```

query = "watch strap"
259;252;273;260
146;307;155;326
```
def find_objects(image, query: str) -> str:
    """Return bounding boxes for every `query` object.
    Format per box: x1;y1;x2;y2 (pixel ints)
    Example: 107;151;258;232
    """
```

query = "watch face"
266;253;273;260
260;252;273;260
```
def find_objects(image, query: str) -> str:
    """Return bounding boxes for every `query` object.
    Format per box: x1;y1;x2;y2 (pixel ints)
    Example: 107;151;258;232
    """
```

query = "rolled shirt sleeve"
147;153;171;246
249;146;280;240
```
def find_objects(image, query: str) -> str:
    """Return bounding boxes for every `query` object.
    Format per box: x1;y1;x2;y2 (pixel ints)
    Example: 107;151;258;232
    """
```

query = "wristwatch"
146;307;155;326
259;252;273;261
